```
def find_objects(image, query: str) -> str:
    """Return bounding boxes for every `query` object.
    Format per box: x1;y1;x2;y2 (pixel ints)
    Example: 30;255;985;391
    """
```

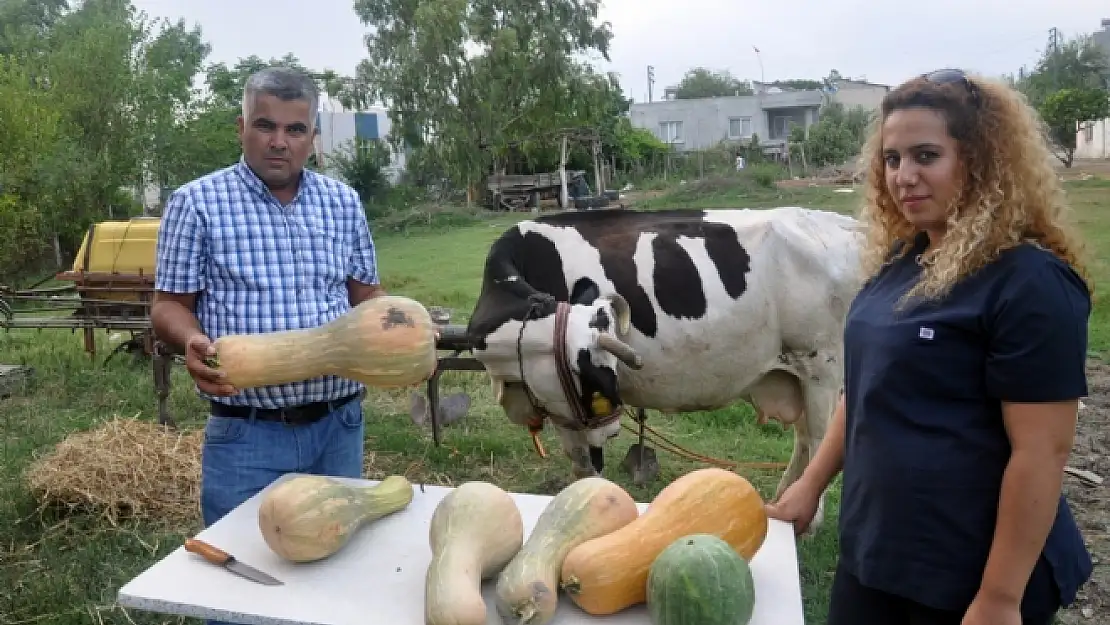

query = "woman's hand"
764;476;822;536
961;590;1022;625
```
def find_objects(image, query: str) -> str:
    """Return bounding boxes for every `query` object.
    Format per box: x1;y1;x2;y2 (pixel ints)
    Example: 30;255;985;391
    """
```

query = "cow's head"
475;289;642;478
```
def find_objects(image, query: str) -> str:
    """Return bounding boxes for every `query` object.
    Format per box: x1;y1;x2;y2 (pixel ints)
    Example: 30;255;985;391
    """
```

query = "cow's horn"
597;334;643;370
602;293;632;336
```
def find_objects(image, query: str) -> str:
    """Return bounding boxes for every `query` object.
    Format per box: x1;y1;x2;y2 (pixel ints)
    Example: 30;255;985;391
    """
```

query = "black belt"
210;392;361;425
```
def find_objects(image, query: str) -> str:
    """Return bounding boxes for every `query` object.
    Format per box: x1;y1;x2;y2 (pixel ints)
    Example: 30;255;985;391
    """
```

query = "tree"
352;0;619;191
329;138;393;211
772;79;824;91
668;67;752;99
0;56;59;277
0;0;219;266
1039;88;1110;167
787;101;874;169
132;15;212;198
1019;34;1108;106
1015;31;1110;166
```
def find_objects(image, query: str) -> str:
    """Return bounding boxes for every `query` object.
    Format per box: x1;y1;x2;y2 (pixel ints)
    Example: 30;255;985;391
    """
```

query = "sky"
130;0;1109;103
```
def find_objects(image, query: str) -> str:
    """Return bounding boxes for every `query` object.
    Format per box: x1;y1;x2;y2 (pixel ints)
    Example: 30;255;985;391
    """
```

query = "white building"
1073;18;1110;160
313;98;408;184
1076;119;1110;160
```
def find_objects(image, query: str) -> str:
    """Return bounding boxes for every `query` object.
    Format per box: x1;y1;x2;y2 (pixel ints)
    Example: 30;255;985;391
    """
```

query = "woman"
766;69;1095;625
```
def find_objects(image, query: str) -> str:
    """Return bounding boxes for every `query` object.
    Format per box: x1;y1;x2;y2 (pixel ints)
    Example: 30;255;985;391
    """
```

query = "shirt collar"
234;155;313;204
911;230;931;254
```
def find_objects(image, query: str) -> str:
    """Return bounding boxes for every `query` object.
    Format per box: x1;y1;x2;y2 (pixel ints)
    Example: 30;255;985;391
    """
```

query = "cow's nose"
589;445;605;473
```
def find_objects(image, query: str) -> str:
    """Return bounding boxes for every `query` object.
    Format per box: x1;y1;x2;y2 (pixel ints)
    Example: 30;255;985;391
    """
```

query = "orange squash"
559;467;768;616
209;295;437;390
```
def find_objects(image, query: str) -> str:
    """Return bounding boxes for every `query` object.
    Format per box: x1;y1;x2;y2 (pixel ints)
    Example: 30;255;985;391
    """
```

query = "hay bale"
24;415;204;528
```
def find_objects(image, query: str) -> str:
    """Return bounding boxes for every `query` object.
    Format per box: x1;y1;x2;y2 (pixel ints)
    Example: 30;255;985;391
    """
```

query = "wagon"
484;170;596;211
0;218;174;420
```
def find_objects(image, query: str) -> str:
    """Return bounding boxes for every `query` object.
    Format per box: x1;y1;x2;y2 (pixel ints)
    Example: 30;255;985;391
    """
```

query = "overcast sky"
132;0;1108;102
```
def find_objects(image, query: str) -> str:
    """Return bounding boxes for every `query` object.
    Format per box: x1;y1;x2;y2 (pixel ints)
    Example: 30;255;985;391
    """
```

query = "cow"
464;205;865;531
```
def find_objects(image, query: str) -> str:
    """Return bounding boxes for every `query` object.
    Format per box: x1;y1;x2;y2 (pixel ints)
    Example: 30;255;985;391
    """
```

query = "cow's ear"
570;278;600;306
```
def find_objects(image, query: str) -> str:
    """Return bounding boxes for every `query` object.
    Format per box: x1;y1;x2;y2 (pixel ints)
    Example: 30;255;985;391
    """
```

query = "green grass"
2;175;1108;625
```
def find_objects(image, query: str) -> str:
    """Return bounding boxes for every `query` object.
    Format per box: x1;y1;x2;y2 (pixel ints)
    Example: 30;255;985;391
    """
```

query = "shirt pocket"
897;319;986;400
301;222;352;289
208;229;282;291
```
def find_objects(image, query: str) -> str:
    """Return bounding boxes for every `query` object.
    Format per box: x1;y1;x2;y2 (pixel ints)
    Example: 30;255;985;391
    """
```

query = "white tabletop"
118;473;805;625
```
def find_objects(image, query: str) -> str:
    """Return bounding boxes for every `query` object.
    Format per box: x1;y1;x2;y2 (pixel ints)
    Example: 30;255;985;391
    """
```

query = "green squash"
646;533;757;625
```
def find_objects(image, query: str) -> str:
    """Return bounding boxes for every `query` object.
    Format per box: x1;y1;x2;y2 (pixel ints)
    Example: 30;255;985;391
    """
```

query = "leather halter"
515;298;623;454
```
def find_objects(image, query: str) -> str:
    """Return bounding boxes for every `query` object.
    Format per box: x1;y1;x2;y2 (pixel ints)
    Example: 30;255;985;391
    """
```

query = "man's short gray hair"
241;66;320;124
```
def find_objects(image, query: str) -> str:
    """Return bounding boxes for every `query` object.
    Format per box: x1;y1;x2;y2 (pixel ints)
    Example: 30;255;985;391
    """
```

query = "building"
629;78;889;157
313;99;408;184
1073;18;1110;160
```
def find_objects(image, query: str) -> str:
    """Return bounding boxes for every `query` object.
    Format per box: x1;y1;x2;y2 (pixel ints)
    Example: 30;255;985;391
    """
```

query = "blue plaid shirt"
155;157;380;409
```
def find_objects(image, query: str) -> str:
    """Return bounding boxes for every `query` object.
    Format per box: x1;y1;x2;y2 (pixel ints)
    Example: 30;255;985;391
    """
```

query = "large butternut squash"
209;295;437;390
494;477;639;625
425;482;524;625
559;468;768;615
257;474;414;563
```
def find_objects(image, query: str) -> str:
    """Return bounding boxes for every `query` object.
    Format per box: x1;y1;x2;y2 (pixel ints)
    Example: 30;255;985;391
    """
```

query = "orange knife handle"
185;539;232;565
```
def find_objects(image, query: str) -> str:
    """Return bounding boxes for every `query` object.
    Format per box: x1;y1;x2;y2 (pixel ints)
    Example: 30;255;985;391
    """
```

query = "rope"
620;408;789;471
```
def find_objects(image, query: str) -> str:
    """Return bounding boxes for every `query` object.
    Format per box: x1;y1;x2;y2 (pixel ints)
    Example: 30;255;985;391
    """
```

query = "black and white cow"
465;206;865;530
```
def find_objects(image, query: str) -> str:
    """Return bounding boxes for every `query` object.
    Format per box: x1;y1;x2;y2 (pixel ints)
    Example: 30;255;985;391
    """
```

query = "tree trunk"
53;233;63;270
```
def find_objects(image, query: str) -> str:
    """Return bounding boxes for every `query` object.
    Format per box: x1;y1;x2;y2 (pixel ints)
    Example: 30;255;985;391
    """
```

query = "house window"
728;117;752;139
354;112;379;140
659;121;683;143
1084;123;1095;143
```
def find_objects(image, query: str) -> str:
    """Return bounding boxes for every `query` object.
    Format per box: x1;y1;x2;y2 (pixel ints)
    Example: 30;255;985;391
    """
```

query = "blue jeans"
199;397;365;624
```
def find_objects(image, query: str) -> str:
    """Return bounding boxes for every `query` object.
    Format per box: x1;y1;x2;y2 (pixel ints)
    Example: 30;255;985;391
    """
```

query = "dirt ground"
1059;358;1109;624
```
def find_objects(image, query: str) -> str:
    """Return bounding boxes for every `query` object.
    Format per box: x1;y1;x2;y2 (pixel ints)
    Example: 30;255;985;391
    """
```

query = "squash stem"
517;603;536;625
559;576;581;594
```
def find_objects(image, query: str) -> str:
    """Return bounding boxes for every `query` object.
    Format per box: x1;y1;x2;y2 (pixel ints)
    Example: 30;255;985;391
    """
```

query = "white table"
118;473;805;625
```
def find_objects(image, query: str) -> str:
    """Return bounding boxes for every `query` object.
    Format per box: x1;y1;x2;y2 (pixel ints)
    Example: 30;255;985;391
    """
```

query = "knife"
184;538;284;586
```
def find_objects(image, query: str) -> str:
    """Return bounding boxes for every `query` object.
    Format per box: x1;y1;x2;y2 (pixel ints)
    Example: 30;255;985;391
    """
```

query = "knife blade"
184;538;284;586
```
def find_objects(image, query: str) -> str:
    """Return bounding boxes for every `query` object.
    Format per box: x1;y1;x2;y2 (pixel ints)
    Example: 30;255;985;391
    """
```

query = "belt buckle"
279;406;304;425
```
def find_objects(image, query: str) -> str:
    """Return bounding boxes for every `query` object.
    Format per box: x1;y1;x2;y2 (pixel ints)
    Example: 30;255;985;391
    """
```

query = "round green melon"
646;533;756;625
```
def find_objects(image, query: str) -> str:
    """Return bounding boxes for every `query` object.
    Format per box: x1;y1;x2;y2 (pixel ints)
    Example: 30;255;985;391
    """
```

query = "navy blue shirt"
840;232;1094;617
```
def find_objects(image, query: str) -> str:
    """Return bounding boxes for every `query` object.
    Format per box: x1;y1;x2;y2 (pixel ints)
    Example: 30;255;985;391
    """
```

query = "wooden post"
559;135;569;209
592;137;603;198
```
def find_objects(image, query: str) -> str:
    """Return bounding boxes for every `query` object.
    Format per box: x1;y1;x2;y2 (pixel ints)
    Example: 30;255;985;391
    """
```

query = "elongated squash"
258;474;414;563
209;295;437;390
559;468;767;616
494;477;640;625
425;482;524;625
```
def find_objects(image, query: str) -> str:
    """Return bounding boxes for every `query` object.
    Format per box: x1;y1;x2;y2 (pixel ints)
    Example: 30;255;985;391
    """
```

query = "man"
152;66;385;536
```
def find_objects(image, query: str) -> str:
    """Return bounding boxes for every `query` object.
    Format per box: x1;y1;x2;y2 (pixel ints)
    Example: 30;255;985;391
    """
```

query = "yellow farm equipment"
1;218;176;423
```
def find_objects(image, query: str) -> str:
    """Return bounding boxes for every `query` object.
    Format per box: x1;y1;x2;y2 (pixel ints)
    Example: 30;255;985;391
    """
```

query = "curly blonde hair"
856;70;1093;304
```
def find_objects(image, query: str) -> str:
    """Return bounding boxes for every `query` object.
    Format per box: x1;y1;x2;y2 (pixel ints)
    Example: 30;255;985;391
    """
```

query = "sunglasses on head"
922;68;981;107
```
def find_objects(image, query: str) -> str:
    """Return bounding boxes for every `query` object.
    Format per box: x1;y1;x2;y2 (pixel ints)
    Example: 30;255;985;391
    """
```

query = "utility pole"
647;65;655;102
1048;27;1060;90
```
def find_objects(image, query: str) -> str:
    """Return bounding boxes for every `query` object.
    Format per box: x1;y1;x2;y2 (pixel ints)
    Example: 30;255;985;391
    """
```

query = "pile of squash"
424;467;769;625
251;467;768;625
